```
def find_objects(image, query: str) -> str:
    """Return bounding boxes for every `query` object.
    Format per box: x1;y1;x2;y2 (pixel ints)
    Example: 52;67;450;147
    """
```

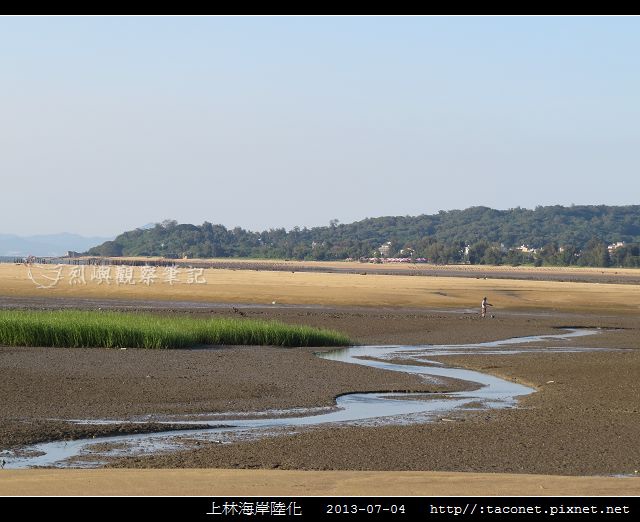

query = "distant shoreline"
3;256;640;285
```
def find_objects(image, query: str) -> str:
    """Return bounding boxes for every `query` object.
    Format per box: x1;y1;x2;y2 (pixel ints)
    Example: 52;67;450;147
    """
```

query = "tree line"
87;205;640;267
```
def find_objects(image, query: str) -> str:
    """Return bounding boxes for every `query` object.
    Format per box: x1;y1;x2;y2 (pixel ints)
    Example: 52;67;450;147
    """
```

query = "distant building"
608;241;625;253
377;242;392;257
66;251;82;258
516;244;539;254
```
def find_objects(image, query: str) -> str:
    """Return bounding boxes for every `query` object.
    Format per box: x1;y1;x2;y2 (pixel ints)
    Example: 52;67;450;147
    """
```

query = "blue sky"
1;16;638;236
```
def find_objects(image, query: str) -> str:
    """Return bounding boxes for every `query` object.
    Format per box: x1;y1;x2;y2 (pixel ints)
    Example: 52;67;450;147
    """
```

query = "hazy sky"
1;16;639;236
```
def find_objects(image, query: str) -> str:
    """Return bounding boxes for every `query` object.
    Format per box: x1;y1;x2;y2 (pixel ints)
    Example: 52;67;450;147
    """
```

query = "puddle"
2;329;602;469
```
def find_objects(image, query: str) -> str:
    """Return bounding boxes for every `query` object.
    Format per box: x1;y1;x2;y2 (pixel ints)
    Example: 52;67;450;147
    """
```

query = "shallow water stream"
2;329;601;468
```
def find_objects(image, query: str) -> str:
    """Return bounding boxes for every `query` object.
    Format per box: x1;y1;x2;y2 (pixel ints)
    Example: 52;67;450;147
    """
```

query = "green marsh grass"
0;310;352;349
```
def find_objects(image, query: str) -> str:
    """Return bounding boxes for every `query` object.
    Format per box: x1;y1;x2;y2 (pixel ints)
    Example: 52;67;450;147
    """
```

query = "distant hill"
86;206;640;267
0;233;114;257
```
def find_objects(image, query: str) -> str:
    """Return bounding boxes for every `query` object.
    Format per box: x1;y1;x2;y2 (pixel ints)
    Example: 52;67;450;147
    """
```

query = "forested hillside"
87;205;640;267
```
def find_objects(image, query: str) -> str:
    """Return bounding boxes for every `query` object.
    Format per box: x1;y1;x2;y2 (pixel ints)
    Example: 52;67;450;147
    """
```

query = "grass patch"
0;310;352;349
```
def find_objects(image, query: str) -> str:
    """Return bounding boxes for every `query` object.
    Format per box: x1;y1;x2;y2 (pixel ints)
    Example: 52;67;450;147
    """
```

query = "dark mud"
1;297;638;475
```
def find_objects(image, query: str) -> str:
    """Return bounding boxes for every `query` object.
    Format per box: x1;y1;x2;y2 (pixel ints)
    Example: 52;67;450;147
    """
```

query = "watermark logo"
26;264;66;289
26;264;207;289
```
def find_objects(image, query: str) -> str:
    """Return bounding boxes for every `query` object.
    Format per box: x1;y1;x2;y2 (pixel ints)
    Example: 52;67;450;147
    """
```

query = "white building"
516;244;539;254
377;242;392;257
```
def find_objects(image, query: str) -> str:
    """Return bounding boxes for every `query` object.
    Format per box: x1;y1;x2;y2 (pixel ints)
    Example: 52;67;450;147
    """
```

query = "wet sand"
105;314;639;479
1;301;638;485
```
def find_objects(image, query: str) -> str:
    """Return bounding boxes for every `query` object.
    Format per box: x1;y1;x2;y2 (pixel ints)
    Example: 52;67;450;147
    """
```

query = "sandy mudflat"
94;308;638;478
1;469;638;496
1;263;639;495
1;300;639;493
3;262;640;313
